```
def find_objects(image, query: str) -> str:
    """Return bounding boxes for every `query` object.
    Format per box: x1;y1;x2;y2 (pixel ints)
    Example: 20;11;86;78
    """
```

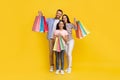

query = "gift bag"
76;21;83;39
32;16;40;32
76;21;90;39
53;37;59;51
32;15;48;32
53;37;65;52
57;38;61;52
43;16;48;32
59;37;65;50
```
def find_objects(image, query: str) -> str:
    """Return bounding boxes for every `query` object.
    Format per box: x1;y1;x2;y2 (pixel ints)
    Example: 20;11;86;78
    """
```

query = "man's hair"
57;9;63;14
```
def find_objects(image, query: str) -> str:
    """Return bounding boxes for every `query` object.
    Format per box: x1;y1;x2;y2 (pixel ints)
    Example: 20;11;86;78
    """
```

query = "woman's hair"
56;20;66;30
62;14;71;23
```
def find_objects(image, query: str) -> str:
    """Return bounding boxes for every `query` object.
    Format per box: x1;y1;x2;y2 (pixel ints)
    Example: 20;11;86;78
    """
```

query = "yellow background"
0;0;120;80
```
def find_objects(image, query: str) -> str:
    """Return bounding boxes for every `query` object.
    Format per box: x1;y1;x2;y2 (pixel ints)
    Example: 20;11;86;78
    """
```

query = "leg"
60;50;65;70
55;52;60;70
49;39;54;66
67;39;74;68
65;43;69;67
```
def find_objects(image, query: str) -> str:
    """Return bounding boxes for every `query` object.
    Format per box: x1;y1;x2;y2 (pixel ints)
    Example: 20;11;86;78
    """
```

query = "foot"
56;70;59;74
67;68;71;73
60;70;64;74
50;66;54;72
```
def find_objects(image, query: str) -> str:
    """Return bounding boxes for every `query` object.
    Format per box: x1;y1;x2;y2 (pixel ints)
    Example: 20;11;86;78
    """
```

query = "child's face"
59;22;64;29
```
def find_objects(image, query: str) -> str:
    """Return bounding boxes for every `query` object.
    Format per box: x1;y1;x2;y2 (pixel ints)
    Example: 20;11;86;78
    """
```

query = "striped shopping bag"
32;15;48;32
76;21;90;39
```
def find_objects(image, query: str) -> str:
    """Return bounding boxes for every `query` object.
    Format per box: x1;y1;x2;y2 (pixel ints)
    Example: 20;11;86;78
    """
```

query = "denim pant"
55;50;65;70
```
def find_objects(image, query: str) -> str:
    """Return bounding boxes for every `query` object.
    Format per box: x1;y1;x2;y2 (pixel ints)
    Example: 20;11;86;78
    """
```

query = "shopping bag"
43;16;48;32
53;36;65;52
32;15;48;32
57;38;61;52
59;36;65;50
53;37;59;51
76;21;90;39
40;16;44;32
76;21;83;39
32;16;40;32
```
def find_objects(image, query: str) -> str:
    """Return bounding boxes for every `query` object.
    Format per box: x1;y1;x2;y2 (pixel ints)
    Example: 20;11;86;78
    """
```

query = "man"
39;9;63;72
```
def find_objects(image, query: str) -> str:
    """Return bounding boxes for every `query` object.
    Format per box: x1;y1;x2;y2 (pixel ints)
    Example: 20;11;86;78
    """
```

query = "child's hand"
59;33;63;37
55;35;59;38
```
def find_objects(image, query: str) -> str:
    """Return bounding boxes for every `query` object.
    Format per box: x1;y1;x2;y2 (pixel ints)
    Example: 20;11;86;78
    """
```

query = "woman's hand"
74;18;77;23
73;18;77;27
62;35;68;43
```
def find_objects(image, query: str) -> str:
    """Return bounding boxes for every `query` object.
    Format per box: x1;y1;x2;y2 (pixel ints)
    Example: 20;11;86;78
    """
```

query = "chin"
56;16;60;19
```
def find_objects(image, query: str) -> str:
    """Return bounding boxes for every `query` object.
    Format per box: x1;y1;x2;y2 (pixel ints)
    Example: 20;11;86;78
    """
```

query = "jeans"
55;50;65;70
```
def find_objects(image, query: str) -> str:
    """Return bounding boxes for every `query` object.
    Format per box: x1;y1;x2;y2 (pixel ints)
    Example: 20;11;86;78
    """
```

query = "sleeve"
54;30;57;35
46;18;49;24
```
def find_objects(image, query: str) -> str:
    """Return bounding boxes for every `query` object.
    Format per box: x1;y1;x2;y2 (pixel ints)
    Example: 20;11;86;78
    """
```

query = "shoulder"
54;30;59;35
66;23;74;27
47;18;54;21
63;30;68;34
55;30;59;33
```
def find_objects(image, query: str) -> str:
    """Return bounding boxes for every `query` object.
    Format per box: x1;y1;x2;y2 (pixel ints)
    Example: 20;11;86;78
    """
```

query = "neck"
55;17;60;19
64;21;68;24
60;29;63;30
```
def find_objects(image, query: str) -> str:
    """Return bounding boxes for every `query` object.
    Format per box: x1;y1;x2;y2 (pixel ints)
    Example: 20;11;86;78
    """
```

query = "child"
53;20;68;74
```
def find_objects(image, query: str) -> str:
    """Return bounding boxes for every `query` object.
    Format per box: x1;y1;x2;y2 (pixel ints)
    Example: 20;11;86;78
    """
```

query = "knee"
49;53;53;57
61;60;64;64
67;54;72;57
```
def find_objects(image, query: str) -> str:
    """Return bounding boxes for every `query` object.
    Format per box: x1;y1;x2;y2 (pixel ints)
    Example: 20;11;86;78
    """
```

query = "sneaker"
50;66;54;72
56;70;59;74
67;68;71;73
60;70;64;74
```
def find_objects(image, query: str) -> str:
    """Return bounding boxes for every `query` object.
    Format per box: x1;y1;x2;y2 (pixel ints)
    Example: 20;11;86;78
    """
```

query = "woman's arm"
71;18;77;30
61;35;68;43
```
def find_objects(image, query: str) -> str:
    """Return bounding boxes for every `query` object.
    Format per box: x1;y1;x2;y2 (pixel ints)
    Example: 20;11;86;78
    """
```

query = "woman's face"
59;21;64;29
62;16;67;23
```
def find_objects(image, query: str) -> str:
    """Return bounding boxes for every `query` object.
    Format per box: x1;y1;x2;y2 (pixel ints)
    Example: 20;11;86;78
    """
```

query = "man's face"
55;11;63;19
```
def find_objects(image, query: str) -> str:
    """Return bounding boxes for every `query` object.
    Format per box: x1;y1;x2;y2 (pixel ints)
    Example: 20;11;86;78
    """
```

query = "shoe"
60;70;64;74
50;66;54;72
56;70;59;74
67;68;71;73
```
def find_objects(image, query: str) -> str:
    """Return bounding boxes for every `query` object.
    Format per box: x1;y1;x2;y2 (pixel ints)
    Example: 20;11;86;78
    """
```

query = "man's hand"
38;10;43;16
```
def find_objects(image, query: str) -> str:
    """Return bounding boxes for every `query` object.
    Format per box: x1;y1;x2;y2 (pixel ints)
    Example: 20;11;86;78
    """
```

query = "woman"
62;14;77;73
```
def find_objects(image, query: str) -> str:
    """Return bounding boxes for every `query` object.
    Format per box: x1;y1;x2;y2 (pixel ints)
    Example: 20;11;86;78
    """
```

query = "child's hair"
62;14;71;23
56;20;67;30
